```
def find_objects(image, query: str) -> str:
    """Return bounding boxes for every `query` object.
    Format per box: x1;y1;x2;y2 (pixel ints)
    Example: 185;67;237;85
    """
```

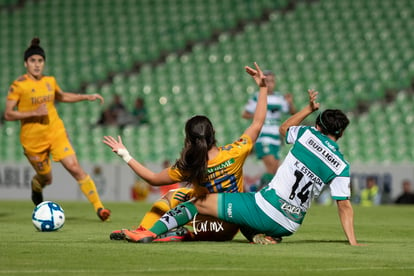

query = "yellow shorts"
22;129;75;175
168;187;195;207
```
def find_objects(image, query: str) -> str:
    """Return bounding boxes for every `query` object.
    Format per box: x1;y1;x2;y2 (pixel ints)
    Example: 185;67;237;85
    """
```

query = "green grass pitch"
0;200;413;276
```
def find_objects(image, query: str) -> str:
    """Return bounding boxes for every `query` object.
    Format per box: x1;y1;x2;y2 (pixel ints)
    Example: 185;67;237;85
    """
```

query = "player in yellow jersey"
4;37;111;221
103;62;268;241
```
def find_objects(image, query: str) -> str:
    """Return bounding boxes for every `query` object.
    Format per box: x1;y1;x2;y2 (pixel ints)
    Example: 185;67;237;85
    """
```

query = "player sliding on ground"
103;62;269;242
121;89;365;246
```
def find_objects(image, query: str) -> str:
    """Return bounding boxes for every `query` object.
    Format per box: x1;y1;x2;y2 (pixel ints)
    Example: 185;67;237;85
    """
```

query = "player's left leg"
52;131;110;221
60;154;110;221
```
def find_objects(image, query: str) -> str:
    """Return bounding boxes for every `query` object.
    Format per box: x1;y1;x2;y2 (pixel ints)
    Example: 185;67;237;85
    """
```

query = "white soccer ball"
32;201;65;232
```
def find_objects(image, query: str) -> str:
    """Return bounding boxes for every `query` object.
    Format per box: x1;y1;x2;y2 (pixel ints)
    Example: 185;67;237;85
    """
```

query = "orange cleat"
97;208;111;222
122;228;157;243
110;226;146;240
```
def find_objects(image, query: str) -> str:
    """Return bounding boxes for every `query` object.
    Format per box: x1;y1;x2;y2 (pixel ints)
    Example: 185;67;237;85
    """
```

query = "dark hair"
24;37;46;61
316;109;349;139
174;115;216;185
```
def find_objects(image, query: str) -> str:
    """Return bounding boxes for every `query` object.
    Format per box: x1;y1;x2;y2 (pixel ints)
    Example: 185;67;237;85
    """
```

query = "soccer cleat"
31;190;43;206
251;234;282;245
97;208;111;221
109;230;125;240
153;227;189;242
122;228;157;243
110;226;146;240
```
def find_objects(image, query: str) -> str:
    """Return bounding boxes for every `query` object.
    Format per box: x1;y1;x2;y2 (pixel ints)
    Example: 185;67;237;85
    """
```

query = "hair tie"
318;113;328;131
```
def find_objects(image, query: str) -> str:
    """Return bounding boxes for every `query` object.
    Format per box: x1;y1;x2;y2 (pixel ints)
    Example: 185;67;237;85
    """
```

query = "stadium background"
1;0;413;202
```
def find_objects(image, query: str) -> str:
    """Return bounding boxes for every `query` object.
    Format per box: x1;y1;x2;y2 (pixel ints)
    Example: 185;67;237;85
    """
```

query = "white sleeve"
244;98;257;114
329;176;351;200
282;98;290;113
286;126;301;144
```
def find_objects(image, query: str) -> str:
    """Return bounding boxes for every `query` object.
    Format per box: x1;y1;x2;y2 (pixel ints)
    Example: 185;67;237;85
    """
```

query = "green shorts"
217;192;292;237
255;142;280;159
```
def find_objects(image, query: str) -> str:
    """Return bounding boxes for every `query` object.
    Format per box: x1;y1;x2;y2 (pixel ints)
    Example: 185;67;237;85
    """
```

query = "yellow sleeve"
7;81;23;101
167;166;185;183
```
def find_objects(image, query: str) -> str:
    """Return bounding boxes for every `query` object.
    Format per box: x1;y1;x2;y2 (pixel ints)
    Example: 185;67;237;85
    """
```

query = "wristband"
117;148;132;163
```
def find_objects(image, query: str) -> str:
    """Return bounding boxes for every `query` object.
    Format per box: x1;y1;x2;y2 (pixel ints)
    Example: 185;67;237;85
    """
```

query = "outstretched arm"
243;62;268;142
336;199;365;246
279;89;319;138
102;135;175;186
55;89;104;104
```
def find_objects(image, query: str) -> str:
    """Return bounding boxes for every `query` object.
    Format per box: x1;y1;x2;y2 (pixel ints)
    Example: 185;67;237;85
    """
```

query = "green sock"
149;201;198;236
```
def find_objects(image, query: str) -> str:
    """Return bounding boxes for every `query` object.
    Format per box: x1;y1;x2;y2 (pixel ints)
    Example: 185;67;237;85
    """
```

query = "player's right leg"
24;148;52;206
110;188;193;241
31;173;52;205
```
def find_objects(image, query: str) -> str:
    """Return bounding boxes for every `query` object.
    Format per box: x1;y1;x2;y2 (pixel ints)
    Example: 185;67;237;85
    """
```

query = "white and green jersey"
244;92;289;145
255;126;350;233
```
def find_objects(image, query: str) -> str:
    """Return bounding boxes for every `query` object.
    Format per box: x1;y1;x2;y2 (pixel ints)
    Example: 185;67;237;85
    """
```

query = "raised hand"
245;62;266;87
307;89;320;111
103;135;127;153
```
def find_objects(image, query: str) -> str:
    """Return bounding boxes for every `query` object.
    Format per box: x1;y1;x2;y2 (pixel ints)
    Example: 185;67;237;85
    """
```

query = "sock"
139;199;170;229
78;175;103;211
31;177;43;193
31;176;44;205
149;201;198;236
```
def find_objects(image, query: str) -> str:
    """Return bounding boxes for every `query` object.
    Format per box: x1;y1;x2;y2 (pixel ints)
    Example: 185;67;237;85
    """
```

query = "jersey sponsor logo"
31;94;53;105
226;202;233;218
279;199;304;222
298;130;346;174
280;201;301;215
324;140;337;152
207;159;235;175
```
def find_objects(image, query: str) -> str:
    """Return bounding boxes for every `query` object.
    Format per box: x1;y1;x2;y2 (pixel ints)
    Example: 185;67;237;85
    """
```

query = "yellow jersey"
168;134;253;197
7;74;65;147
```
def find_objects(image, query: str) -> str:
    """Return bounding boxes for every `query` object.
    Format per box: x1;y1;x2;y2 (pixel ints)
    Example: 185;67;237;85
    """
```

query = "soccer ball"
32;201;65;232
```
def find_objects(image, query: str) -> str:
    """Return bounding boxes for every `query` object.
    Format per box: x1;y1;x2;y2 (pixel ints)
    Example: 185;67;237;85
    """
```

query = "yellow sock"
78;174;103;211
139;199;170;229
